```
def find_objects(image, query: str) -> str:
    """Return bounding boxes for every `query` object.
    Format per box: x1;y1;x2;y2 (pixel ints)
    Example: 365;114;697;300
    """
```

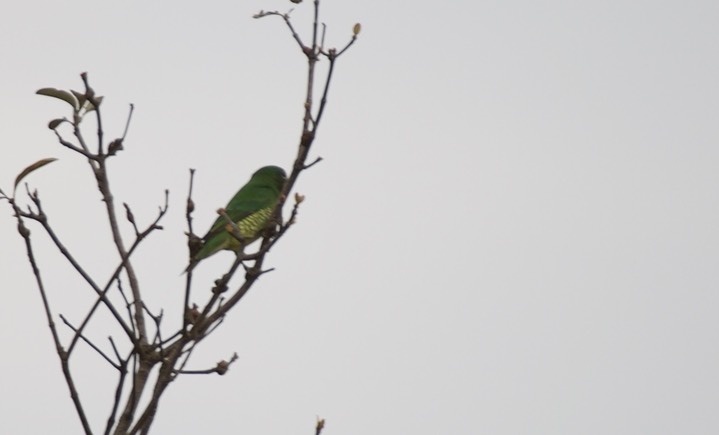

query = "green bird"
186;165;286;272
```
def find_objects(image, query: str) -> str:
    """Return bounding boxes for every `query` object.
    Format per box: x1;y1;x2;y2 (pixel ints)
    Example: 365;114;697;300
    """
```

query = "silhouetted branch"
105;359;129;435
3;1;357;433
7;197;93;435
61;314;120;370
70;189;168;354
174;353;239;375
253;10;307;52
316;417;326;435
303;156;323;170
124;203;140;236
122;104;135;140
142;302;165;349
109;337;123;363
184;168;198;330
20;190;134;341
54;129;94;158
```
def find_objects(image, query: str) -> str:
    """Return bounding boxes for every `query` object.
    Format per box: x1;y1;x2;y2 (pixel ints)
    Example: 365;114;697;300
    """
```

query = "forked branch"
3;1;358;434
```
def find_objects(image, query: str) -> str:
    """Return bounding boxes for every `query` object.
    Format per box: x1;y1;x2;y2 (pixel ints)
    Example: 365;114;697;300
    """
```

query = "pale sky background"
1;0;718;434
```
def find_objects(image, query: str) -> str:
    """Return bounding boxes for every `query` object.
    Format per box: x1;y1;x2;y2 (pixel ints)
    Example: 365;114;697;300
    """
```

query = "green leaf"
36;88;79;111
14;158;58;192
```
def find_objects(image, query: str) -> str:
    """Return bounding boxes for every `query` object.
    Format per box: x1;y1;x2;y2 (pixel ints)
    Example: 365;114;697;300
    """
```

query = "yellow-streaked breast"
237;206;274;240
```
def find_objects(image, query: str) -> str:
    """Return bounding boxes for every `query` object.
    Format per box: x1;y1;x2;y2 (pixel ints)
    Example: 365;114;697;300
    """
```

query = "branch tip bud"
216;360;230;375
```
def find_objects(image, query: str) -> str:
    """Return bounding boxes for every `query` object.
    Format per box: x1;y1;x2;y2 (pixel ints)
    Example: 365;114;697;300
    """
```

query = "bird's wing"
202;186;276;242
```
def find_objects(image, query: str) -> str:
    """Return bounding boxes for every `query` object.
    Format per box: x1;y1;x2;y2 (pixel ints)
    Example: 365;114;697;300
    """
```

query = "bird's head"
252;165;287;190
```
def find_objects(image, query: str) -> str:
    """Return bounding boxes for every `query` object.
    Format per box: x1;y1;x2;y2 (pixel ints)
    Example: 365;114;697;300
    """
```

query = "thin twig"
116;277;137;340
174;353;239;375
324;31;358;59
54;130;95;159
184;168;198;329
80;72;104;156
61;314;120;370
10;202;93;434
82;73;148;345
105;358;129;435
316;417;326;435
320;23;327;50
68;200;167;354
253;10;307;52
143;302;164;349
122;104;135;140
22;192;134;341
109;337;122;363
303;156;323;170
314;55;336;128
124;202;140;236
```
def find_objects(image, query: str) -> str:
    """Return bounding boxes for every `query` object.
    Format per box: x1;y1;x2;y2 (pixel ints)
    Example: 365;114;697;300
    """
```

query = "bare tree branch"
20;190;134;340
316;416;326;435
61;314;121;370
3;1;358;433
8;199;93;435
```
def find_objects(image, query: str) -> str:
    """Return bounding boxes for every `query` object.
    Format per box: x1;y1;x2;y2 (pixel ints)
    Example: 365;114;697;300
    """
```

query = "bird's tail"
181;260;197;276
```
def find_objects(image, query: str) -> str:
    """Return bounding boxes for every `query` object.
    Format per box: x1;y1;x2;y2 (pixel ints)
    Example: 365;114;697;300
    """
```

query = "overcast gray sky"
1;0;718;434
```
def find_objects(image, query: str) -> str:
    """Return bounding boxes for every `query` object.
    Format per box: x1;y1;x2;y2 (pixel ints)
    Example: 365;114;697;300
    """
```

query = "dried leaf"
14;158;57;192
108;138;124;156
47;118;66;130
36;88;79;111
70;90;87;108
83;96;104;114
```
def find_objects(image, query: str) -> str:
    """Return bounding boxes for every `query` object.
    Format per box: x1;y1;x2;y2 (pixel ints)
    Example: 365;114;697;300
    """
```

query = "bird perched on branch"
186;165;286;272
